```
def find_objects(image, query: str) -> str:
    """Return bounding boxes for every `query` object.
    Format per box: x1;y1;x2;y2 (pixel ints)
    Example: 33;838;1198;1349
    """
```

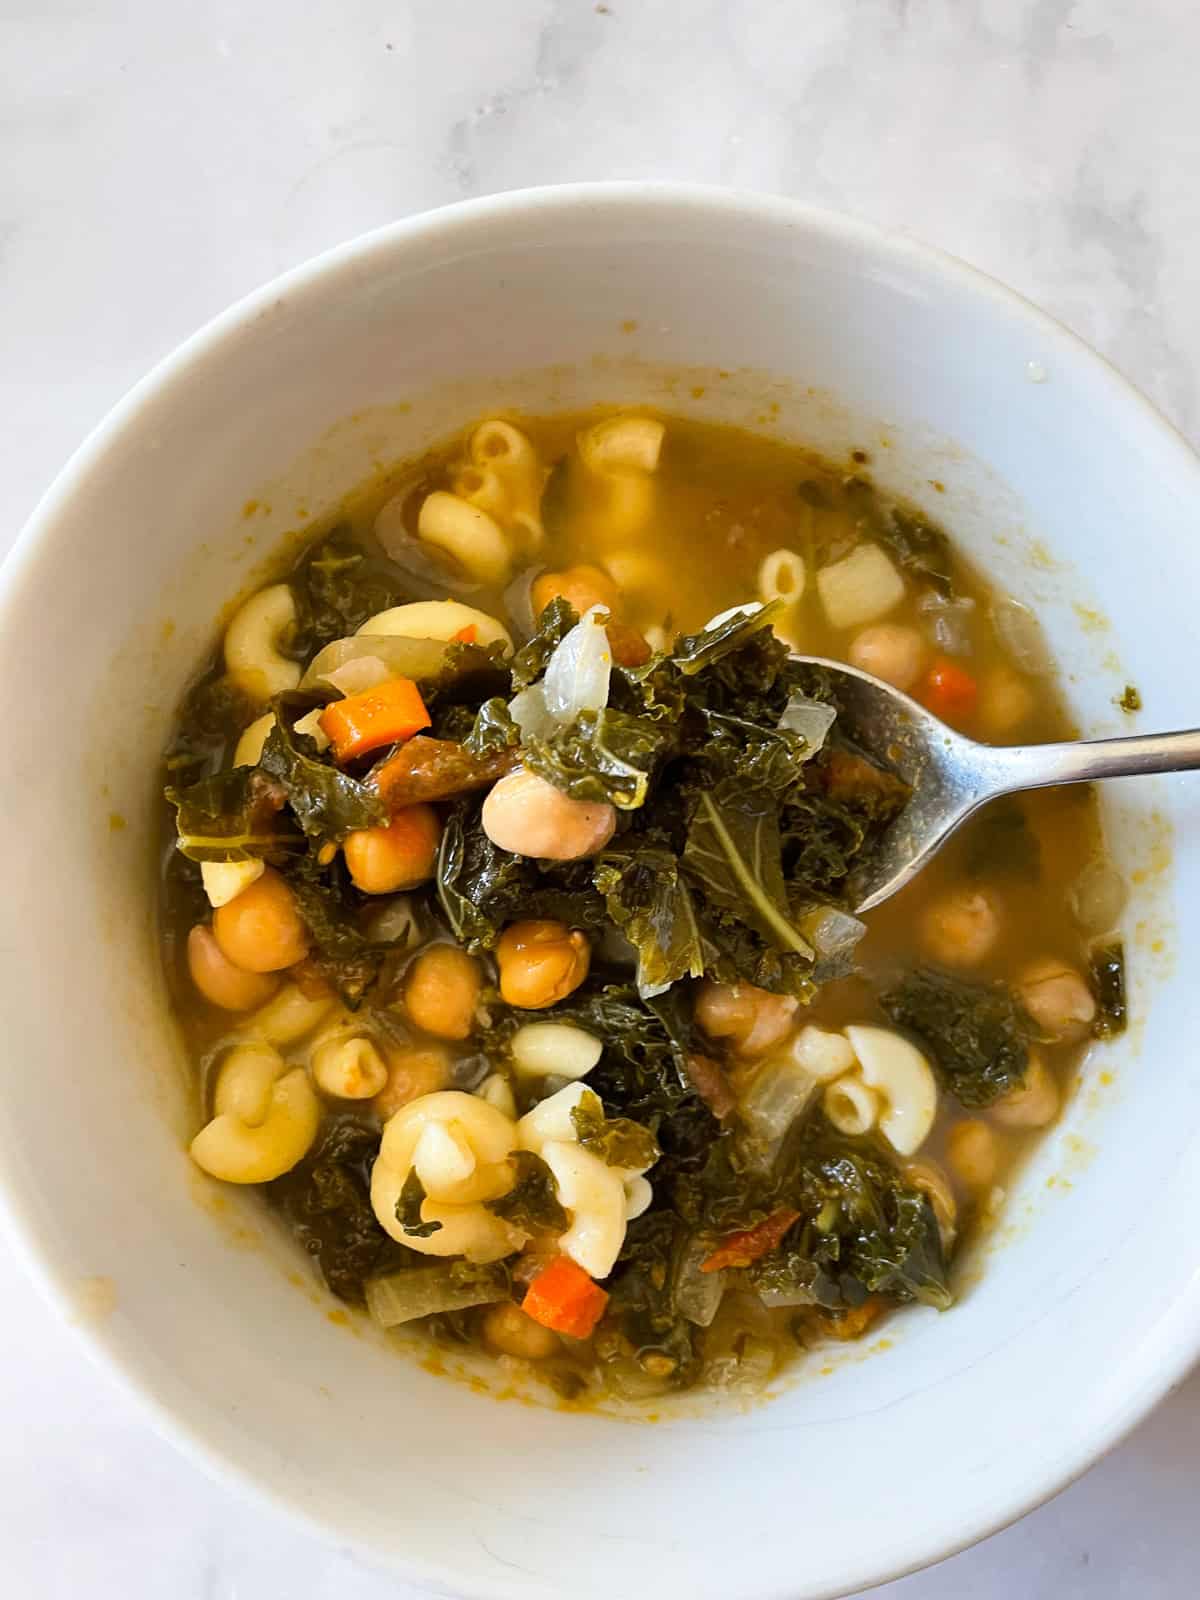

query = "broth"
159;410;1124;1402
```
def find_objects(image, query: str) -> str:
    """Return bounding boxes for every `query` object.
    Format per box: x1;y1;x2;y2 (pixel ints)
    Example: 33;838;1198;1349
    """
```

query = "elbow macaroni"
417;491;511;585
310;1015;389;1100
466;419;545;552
758;549;806;606
370;1090;524;1263
576;415;665;542
224;584;302;701
822;1071;880;1138
240;983;337;1047
190;1042;320;1184
517;1082;656;1278
844;1025;937;1156
358;598;512;655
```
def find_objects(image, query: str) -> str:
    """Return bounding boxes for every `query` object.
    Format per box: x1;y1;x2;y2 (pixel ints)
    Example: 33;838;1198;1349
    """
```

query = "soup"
160;411;1126;1401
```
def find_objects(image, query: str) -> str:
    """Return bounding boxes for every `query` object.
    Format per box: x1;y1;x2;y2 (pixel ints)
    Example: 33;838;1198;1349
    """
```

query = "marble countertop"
3;2;1198;1594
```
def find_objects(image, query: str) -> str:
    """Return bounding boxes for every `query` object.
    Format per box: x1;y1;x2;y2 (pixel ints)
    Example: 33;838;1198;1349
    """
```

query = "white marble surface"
2;1;1198;1594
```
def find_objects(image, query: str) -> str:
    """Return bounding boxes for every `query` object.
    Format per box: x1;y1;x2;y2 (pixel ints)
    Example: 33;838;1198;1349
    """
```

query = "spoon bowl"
797;656;1200;913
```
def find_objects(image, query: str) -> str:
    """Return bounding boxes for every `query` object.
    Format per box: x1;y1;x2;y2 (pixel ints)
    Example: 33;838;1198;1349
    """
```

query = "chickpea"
481;1301;560;1360
945;1119;998;1190
496;921;591;1009
212;868;310;973
979;667;1035;739
373;1045;451;1120
990;1052;1060;1128
344;804;441;895
1017;958;1097;1043
404;944;481;1040
920;887;1000;968
482;768;616;861
693;978;798;1058
532;564;619;620
186;924;280;1012
848;623;926;691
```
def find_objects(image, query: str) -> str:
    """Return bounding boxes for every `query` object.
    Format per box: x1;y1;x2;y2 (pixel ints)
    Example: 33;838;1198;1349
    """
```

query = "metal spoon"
794;656;1200;914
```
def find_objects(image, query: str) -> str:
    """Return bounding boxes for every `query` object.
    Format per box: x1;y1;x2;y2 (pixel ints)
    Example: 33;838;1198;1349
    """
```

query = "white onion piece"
300;633;447;691
1069;859;1128;934
503;564;540;639
541;606;612;725
991;597;1054;676
674;1236;726;1327
325;655;392;696
779;694;837;756
507;682;558;740
917;591;976;655
739;1055;819;1169
802;906;868;980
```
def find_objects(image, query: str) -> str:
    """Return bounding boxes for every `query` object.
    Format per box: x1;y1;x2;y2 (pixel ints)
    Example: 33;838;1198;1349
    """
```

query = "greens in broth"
161;410;1125;1403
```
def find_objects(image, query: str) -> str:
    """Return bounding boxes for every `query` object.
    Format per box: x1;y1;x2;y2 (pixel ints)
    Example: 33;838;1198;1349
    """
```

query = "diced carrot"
451;624;479;643
521;1256;610;1339
918;657;978;723
701;1207;800;1273
319;677;431;763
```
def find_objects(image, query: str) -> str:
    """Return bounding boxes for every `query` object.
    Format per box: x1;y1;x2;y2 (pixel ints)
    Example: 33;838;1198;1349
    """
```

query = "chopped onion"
991;597;1054;676
503;564;541;639
801;905;868;980
758;1284;818;1310
364;894;421;948
739;1054;819;1169
541;606;612;724
1069;859;1128;934
702;1295;778;1395
325;655;392;696
300;633;447;692
508;682;558;740
365;1264;507;1329
917;590;976;655
674;1235;726;1327
601;1358;676;1401
779;694;837;757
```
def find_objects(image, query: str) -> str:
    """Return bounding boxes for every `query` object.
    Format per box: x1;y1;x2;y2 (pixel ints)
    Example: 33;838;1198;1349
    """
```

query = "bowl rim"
3;180;1200;1600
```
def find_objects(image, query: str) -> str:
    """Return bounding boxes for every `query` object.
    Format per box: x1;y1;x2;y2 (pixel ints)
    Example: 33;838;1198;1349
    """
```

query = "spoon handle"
982;727;1200;796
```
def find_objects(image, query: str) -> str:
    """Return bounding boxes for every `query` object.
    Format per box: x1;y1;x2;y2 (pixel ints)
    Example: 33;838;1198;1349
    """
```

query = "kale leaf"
396;1169;442;1239
165;766;297;863
522;707;667;810
881;967;1031;1108
571;1088;661;1170
267;1117;412;1303
877;507;956;596
485;1151;567;1232
682;785;815;959
259;699;386;843
1089;939;1127;1038
593;845;706;997
287;536;408;658
510;596;578;689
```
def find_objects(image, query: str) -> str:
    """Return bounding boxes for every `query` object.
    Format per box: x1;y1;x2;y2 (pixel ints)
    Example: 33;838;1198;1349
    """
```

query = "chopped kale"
485;1151;567;1232
571;1089;661;1170
395;1169;442;1239
1089;939;1128;1038
881;968;1032;1108
259;698;387;843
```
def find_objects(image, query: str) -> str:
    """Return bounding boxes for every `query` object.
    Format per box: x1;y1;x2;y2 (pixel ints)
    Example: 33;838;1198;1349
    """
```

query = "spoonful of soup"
797;656;1200;913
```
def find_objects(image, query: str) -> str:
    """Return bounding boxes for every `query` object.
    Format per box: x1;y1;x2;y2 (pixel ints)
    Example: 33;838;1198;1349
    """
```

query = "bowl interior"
2;189;1198;1600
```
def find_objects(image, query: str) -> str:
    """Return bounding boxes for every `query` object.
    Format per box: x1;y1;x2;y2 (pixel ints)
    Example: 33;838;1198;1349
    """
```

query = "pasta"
816;543;906;630
190;1042;320;1184
822;1071;880;1138
539;1139;628;1279
468;418;545;551
223;583;302;700
241;984;337;1047
310;1027;389;1100
758;548;807;606
416;491;510;585
357;598;512;653
509;1022;603;1080
370;1091;523;1262
844;1025;937;1157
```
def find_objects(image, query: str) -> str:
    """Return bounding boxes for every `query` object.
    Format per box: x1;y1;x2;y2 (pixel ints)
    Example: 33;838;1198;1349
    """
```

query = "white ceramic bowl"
2;185;1199;1600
